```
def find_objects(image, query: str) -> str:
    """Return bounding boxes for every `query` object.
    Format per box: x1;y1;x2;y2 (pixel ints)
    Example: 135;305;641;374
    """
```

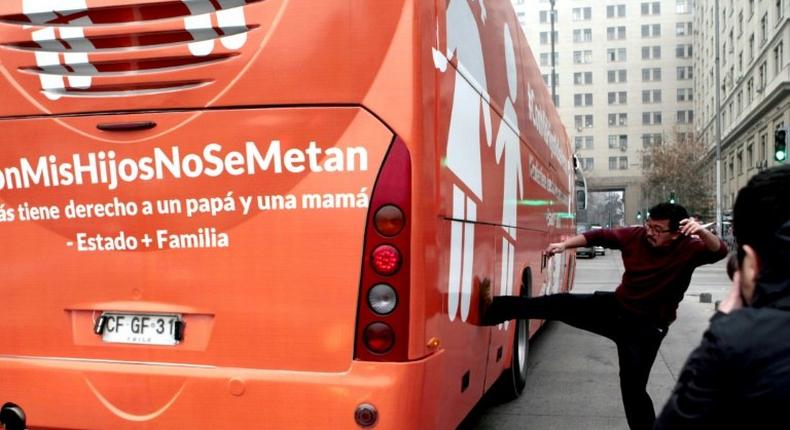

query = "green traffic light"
777;150;787;161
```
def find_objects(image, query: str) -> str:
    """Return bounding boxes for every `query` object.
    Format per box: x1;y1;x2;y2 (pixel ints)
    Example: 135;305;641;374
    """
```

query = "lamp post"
714;0;723;236
550;0;557;105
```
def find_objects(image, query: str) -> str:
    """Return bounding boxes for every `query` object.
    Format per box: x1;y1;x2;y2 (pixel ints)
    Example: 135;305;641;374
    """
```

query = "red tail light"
374;205;405;236
355;137;411;361
370;245;401;275
363;322;395;354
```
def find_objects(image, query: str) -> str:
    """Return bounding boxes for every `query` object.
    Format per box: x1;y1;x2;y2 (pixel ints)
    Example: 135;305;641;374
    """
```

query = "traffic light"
775;127;787;162
669;191;676;205
636;211;642;222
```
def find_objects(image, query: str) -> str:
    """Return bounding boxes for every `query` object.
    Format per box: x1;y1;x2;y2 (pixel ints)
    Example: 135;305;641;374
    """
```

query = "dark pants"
484;292;667;430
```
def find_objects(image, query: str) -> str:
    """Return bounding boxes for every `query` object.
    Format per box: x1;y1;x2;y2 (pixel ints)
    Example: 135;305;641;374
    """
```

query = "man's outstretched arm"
546;234;588;255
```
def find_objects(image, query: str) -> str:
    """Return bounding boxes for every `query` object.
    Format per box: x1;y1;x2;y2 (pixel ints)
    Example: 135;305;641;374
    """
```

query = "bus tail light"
374;205;405;236
367;284;397;315
354;137;411;361
370;245;401;275
363;322;395;353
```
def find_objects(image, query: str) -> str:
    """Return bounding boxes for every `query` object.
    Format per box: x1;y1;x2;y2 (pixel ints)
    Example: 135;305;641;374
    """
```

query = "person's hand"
678;218;704;236
718;271;744;314
546;242;565;255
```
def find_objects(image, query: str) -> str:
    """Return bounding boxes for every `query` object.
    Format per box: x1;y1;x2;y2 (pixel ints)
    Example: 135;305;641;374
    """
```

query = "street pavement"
458;249;731;429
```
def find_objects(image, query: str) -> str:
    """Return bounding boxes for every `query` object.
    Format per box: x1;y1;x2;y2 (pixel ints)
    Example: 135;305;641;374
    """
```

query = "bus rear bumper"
0;351;445;430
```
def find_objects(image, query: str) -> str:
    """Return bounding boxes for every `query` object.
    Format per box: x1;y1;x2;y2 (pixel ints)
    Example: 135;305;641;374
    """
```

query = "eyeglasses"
645;223;671;234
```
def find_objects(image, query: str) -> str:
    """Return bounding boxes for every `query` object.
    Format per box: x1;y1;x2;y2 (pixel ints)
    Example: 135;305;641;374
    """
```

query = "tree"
588;191;624;227
642;132;712;218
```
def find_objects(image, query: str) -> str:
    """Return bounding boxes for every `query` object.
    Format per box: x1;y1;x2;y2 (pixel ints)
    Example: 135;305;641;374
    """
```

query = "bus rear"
0;1;437;429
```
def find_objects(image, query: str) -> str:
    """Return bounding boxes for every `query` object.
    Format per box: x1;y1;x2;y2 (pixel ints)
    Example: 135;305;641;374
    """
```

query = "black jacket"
655;227;790;429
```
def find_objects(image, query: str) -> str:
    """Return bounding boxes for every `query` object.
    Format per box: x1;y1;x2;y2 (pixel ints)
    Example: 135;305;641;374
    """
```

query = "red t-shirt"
583;227;728;325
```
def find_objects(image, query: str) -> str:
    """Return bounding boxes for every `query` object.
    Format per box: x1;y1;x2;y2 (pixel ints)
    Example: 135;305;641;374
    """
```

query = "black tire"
492;268;531;401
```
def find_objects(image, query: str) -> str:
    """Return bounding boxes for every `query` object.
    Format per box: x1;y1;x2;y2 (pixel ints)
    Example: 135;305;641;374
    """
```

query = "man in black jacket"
655;165;790;429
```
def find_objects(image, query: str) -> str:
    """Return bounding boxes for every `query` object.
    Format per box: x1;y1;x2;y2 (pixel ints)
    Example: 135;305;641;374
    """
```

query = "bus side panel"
428;220;496;429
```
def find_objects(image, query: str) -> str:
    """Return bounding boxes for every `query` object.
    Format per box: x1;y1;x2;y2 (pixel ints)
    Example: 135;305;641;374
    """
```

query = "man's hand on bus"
546;234;588;255
546;242;565;255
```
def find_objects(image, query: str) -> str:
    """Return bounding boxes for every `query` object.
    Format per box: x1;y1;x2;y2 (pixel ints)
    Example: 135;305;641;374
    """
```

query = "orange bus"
0;1;577;429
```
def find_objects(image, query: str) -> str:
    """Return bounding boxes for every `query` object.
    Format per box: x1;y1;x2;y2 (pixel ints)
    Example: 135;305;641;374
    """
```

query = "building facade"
512;0;696;224
693;0;789;224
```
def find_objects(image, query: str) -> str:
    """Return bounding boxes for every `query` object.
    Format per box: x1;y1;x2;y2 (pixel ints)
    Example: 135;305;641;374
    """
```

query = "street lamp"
550;0;557;105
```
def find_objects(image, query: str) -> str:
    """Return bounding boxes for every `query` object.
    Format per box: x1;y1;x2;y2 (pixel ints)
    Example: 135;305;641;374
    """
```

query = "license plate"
100;313;182;346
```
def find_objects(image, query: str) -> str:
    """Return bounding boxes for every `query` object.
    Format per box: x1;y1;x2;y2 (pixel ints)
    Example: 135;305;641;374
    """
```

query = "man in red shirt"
480;203;727;430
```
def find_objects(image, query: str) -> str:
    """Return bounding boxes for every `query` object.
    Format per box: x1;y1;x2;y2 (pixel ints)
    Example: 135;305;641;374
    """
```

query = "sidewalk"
459;251;728;429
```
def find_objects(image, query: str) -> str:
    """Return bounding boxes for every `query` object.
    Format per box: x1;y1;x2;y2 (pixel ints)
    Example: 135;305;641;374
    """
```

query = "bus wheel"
493;268;531;401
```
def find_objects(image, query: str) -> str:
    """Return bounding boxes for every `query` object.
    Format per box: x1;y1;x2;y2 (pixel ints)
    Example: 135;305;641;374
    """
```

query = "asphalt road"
458;250;730;429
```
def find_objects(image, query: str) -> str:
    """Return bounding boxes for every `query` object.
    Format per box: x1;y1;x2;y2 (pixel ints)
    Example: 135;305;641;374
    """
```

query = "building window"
642;67;662;82
676;110;694;124
573;50;593;64
642;89;662;103
608;134;628;150
642;111;663;125
760;133;768;162
641;133;663;147
677;66;693;80
641;24;661;37
574;93;594;107
747;77;754;103
572;7;592;21
641;45;661;60
541;72;559;88
608;113;628;127
608;91;628;105
607;26;627;40
676;0;690;14
580;157;594;171
573;71;593;85
574;136;595;150
641;2;661;16
539;10;557;23
607;69;628;83
675;44;693;58
761;13;768;44
774;42;784;75
606;4;626;18
607;48;627;62
676;22;692;36
759;61;768;89
573;28;593;43
747;142;754;169
778;0;785;21
540;31;559;45
574;115;594;129
540;52;559;66
609;156;629;170
677;88;693;102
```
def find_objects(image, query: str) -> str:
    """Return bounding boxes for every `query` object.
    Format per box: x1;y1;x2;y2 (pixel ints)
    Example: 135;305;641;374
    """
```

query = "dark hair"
648;203;689;232
733;165;790;273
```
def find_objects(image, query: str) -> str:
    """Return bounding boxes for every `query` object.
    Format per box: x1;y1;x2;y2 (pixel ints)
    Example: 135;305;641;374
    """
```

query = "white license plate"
100;313;181;346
